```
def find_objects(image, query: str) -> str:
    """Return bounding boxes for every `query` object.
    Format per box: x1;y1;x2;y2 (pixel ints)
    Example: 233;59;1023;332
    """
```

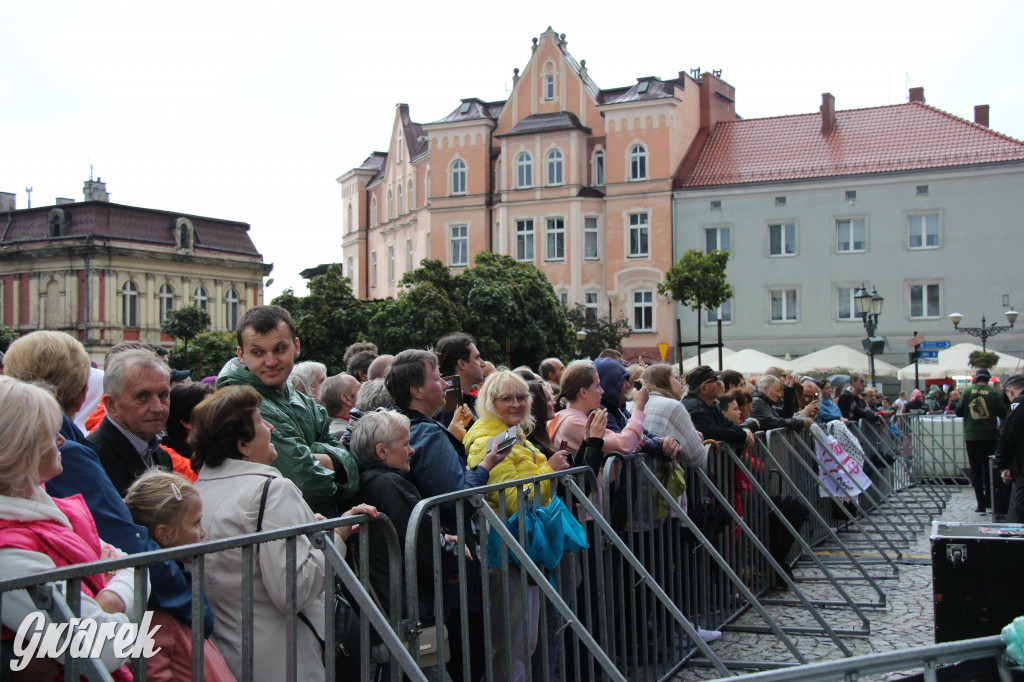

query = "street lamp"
948;309;1018;351
576;329;588;359
854;283;884;386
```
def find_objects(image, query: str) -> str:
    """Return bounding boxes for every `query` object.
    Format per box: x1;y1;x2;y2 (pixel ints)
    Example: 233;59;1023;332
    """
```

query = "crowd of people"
1;305;1021;681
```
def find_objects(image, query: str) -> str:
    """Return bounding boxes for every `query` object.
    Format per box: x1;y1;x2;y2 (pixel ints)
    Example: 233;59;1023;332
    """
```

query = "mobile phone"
559;440;568;452
485;426;518;455
633;380;643;390
442;375;462;413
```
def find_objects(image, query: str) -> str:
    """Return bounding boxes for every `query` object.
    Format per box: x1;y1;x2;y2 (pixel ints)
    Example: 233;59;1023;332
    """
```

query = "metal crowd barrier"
0;514;419;682
4;416;967;681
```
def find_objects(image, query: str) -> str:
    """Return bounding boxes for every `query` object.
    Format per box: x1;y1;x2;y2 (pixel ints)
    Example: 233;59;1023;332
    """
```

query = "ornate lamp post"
948;309;1018;351
854;283;884;386
576;329;588;359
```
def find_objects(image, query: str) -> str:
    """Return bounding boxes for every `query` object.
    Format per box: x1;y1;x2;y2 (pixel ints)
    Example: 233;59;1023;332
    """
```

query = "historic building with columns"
0;178;272;361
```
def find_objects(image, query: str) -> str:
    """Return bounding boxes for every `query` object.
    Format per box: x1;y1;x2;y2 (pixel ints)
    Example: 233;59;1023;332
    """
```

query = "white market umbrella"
681;347;736;372
790;344;900;378
719;348;793;379
896;342;1024;380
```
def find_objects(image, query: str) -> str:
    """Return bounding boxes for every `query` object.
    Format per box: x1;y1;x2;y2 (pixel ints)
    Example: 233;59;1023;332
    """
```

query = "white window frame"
546;149;563;186
628;212;649;257
158;283;174;323
704;225;731;255
594;149;605;186
370;251;378;288
408;179;415;211
387;189;394;220
406;238;414;272
545;217;565;261
224;288;240;331
371;196;378;227
584;216;600;260
193;286;208;312
516;152;532;188
908;212;941;250
544;73;555;101
122;281;139;328
909;281;942;319
347;257;354;282
515;219;535;262
387;245;395;283
450;160;467;196
397;186;404;215
768;222;797;257
628;144;647;181
836;217;867;253
836;285;859;321
346;203;353;234
705;299;733;325
584;291;599;322
449;224;468;267
769;288;798;323
632;290;654;332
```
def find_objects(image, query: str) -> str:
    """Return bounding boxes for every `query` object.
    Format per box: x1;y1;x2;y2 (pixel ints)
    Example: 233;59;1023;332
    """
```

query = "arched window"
408;179;415;211
451;160;467;196
629;144;647;181
193;286;208;312
594;150;605;186
516;152;532;188
224;288;240;331
122;281;139;328
346;203;353;234
158;283;174;323
398;185;404;215
425;171;431;203
546;149;563;186
174;218;195;250
48;209;66;237
387;189;394;220
371;197;378;227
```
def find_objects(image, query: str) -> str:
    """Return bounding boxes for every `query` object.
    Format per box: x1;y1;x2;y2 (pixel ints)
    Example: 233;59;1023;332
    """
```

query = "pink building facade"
338;28;737;362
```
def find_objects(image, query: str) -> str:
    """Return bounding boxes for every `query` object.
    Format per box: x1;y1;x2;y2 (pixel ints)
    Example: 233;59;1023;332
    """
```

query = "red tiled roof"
680;102;1024;188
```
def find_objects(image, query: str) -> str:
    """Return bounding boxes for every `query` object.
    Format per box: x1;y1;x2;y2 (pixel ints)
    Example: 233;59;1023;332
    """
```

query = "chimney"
56;197;74;205
974;105;990;127
820;93;836;135
909;87;925;103
83;177;109;202
0;192;15;212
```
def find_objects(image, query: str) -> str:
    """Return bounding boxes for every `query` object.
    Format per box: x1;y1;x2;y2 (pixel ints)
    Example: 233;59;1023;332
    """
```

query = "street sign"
919;357;939;365
906;335;926;347
917;350;940;359
657;343;669;361
919;341;951;350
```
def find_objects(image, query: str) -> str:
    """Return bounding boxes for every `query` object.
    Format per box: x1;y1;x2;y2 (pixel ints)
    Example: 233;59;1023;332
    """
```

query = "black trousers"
966;440;996;510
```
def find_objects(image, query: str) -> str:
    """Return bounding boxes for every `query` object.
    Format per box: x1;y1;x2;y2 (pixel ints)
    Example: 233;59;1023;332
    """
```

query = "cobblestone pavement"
677;484;982;681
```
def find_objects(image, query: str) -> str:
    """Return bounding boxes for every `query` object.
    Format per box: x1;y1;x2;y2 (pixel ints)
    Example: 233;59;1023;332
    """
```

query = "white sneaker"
697;627;722;643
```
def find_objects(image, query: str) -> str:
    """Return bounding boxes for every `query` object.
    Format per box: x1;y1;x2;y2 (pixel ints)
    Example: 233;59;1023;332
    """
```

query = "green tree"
368;281;464;354
0;325;17;352
170;331;237;379
271;264;371;374
161;306;211;359
459;252;575;368
564;304;633;360
658;249;733;316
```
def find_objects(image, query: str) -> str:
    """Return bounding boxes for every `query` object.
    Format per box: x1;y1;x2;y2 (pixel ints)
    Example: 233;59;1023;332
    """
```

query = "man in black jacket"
996;374;1024;521
837;372;880;423
682;365;753;453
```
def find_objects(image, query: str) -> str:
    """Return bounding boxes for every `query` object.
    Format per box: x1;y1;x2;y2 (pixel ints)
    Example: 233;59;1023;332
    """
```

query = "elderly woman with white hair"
750;374;813;433
0;377;139;680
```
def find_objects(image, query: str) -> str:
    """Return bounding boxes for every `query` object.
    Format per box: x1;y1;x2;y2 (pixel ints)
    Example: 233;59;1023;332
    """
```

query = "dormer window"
173;217;195;251
637;81;650;94
47;209;66;237
459;101;472;115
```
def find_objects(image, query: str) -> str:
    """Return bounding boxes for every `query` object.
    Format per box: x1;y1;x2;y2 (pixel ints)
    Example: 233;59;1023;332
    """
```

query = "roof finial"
532;36;538;52
512;67;520;86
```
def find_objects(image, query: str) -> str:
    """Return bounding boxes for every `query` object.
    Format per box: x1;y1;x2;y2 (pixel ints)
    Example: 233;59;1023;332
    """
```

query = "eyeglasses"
496;394;528;405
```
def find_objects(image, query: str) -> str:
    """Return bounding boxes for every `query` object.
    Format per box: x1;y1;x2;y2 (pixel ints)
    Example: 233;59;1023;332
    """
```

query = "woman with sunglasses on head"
464;370;570;682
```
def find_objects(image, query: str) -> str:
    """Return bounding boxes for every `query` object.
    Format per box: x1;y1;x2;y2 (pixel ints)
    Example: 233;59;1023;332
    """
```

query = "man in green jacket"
956;369;1009;513
217;305;359;516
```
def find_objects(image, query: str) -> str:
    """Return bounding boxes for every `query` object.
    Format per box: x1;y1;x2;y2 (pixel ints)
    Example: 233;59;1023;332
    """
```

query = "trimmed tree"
170;331;237;379
161;306;211;360
564;304;632;360
658;249;733;319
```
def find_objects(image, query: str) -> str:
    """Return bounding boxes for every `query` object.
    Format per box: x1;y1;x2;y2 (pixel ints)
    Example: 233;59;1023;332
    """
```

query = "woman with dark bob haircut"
191;386;376;682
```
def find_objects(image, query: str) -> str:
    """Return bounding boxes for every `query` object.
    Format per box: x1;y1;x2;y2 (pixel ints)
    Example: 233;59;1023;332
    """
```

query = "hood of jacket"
595;357;628;411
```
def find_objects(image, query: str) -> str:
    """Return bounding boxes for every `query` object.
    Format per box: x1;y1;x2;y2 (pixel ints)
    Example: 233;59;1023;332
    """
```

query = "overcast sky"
3;1;1021;300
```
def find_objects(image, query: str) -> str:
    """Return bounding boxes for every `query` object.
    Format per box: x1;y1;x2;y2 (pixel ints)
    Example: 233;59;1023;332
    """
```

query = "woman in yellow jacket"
464;370;569;682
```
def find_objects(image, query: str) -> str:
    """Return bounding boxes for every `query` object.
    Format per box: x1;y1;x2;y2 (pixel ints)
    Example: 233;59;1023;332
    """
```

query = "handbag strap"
255;476;274;532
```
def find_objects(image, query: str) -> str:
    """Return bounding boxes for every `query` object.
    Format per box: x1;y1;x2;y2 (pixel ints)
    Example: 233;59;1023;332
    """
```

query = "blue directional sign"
919;341;951;350
917;350;940;358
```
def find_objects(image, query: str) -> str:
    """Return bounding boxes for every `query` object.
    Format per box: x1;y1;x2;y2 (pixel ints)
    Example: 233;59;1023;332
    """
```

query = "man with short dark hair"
539;357;564;395
347;350;377;383
721;370;745;392
88;348;175;496
217;305;359;516
682;365;753;453
435;332;485;423
957;369;1009;513
996;374;1024;521
837;372;879;423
